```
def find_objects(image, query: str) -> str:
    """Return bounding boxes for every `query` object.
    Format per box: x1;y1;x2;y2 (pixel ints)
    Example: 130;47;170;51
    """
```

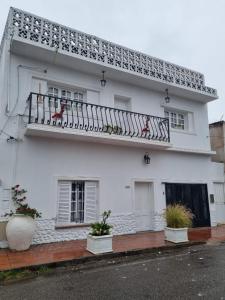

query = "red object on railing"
142;117;150;132
52;104;65;119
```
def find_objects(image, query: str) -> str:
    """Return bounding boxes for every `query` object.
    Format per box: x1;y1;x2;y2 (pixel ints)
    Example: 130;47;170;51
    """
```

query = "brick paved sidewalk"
0;226;224;271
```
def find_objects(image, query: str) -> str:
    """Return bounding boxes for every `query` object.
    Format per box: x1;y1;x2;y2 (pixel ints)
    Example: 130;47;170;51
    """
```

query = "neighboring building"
210;121;225;164
0;7;223;245
209;121;225;224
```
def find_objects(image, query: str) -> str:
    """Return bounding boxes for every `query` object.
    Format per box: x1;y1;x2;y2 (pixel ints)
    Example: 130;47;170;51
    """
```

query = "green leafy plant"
5;185;41;219
103;124;113;134
90;210;113;236
103;124;122;135
163;204;193;228
112;125;122;134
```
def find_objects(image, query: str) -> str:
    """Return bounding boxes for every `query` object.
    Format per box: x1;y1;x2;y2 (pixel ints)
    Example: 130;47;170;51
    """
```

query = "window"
71;181;84;223
47;85;85;111
165;110;186;130
74;92;83;102
61;90;72;99
114;95;131;111
48;87;59;108
73;92;84;111
57;180;98;225
48;87;58;97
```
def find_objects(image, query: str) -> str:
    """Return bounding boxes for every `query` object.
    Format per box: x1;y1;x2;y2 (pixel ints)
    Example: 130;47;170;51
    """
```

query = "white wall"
4;53;212;152
10;136;214;218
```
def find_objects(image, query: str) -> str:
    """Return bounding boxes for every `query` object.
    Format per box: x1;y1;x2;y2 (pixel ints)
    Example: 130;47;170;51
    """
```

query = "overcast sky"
0;0;224;123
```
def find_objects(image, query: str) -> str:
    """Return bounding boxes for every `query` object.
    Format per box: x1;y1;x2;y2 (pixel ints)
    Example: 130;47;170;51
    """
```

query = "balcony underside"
11;37;217;103
25;124;172;150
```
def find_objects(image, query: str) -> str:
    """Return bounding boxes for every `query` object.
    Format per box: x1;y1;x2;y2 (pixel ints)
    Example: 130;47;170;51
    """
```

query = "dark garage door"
165;183;210;227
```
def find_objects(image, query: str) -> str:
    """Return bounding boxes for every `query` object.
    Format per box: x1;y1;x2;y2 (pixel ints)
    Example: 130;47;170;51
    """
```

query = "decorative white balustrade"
4;8;217;97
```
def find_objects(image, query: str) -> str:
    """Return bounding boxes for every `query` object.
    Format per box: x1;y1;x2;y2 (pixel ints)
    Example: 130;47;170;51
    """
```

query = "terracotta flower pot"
6;215;36;251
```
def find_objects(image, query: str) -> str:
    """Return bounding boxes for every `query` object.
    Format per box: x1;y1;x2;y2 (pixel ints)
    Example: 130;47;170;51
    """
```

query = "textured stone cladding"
152;213;165;231
32;213;138;245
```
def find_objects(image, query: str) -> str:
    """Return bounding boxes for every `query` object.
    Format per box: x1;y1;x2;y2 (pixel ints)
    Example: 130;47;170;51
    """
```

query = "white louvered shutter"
31;79;48;94
214;183;225;204
0;188;11;215
85;181;98;223
57;181;71;224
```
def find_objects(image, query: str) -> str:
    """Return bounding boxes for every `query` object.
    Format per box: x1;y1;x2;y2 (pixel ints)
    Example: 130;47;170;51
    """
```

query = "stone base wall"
32;213;137;245
152;213;165;231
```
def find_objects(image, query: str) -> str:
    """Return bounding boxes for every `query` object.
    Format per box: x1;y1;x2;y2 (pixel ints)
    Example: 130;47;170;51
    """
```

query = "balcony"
4;8;217;102
25;93;171;149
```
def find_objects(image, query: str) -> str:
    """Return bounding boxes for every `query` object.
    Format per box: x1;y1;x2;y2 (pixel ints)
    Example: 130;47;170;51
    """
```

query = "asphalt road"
1;243;225;300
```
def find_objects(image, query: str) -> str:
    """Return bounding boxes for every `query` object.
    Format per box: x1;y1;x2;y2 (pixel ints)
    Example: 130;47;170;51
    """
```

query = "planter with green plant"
102;124;122;135
5;185;41;251
163;204;193;243
87;210;113;254
103;124;113;134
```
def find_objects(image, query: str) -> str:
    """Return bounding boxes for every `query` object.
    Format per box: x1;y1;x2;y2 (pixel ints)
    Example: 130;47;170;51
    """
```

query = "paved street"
1;243;225;300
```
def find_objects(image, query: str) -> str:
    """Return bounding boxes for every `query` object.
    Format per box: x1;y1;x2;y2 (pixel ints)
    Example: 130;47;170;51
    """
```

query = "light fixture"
144;153;151;165
165;88;170;103
100;71;106;87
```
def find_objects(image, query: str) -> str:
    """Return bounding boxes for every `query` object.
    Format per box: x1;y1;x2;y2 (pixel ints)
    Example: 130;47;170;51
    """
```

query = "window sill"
170;129;196;136
55;223;92;229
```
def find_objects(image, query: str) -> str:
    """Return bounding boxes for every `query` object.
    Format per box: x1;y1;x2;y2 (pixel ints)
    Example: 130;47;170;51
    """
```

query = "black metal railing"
27;93;170;142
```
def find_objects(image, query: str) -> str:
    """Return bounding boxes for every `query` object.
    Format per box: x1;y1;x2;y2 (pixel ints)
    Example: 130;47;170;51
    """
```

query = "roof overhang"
11;37;217;103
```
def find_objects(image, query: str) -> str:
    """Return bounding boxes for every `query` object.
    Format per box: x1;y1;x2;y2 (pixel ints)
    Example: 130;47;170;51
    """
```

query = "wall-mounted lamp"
100;71;107;87
165;88;170;103
144;153;151;165
6;136;17;143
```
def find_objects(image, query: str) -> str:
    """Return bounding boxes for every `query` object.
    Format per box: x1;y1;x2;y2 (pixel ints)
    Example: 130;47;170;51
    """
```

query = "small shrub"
164;204;193;228
90;210;113;236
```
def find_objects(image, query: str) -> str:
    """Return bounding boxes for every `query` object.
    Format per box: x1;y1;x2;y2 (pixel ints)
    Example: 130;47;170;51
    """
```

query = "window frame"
164;109;188;131
70;181;85;224
56;178;99;227
47;85;86;111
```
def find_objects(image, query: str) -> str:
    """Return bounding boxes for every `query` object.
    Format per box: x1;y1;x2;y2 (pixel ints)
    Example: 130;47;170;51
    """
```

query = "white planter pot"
165;227;188;243
0;219;8;249
87;234;113;254
6;215;36;251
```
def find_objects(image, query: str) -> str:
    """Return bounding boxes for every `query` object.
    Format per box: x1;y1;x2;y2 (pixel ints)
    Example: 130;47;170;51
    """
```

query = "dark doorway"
165;183;210;227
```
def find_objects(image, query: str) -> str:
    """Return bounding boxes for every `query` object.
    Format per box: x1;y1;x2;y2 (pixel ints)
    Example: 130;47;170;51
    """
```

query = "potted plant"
113;126;122;135
87;210;113;254
164;204;193;243
103;124;113;134
5;185;41;251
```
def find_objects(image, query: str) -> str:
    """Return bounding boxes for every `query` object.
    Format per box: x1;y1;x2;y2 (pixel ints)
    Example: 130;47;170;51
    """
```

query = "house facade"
0;7;223;245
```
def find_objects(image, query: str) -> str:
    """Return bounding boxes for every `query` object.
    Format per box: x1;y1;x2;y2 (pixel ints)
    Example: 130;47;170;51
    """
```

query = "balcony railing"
27;93;170;143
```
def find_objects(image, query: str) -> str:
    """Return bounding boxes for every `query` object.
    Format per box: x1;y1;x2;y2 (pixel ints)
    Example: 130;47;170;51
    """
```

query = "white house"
0;7;224;246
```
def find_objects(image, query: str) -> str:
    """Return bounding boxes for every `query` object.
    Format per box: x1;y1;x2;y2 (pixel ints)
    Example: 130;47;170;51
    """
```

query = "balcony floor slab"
25;124;172;150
